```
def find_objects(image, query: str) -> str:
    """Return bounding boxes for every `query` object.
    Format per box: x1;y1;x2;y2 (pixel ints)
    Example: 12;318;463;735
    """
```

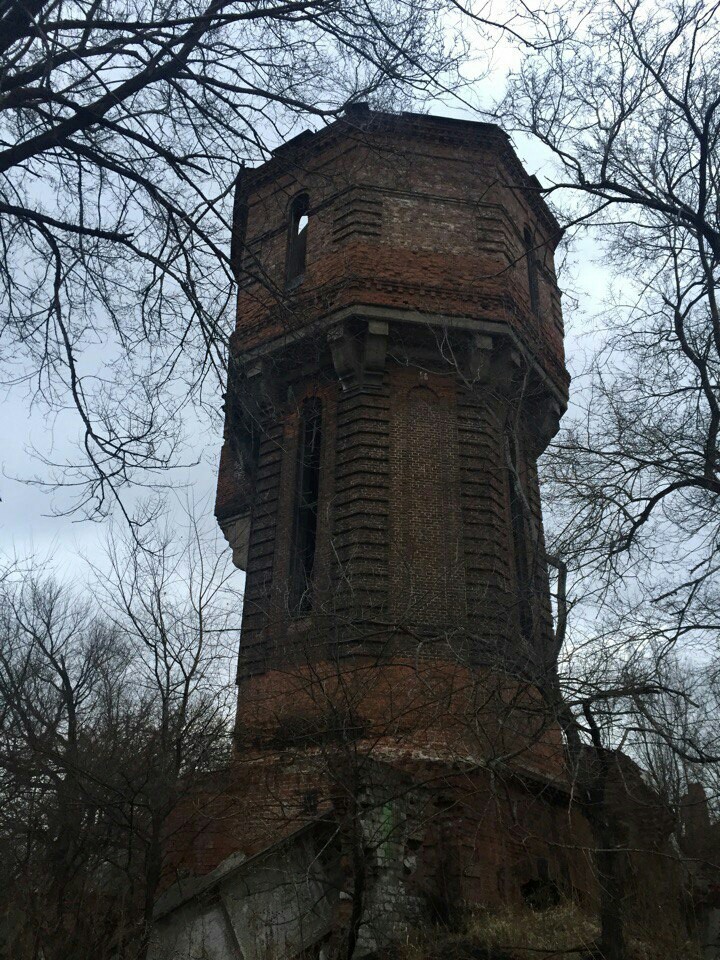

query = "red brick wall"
231;121;567;396
234;660;566;780
232;356;553;680
389;370;465;628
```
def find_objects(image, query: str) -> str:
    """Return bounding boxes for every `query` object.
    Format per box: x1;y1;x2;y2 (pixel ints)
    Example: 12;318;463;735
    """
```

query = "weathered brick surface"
229;118;567;379
164;738;684;945
234;660;565;776
388;368;466;631
229;362;556;678
198;110;690;949
217;113;568;523
215;111;573;834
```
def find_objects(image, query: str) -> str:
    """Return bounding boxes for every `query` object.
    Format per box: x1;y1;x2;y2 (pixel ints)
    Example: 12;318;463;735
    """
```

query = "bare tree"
487;8;720;951
0;504;240;959
498;0;720;663
0;0;471;523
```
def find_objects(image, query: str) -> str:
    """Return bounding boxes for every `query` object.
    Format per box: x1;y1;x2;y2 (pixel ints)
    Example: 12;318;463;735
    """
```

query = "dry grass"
396;901;702;960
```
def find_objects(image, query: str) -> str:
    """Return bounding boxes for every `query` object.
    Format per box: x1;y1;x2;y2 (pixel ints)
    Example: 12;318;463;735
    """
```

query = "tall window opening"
506;429;534;642
524;227;540;315
286;193;309;288
290;398;322;612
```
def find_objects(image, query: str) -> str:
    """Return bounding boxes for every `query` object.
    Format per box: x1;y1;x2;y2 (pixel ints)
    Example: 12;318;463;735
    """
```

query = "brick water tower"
206;107;578;951
217;106;568;687
151;111;692;960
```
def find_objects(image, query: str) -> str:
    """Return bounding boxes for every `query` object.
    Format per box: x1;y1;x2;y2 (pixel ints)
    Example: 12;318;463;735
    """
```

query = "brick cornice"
239;109;562;245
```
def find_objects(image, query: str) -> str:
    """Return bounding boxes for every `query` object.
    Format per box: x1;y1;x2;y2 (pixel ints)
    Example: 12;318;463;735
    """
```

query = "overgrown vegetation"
0;510;240;959
398;902;702;960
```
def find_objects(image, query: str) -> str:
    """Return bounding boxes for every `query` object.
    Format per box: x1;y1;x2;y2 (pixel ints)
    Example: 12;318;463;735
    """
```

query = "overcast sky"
1;47;612;582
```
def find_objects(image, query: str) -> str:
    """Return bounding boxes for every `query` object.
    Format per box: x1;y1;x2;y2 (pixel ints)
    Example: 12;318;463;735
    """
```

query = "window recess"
286;193;310;288
523;227;540;315
506;428;534;643
290;398;322;613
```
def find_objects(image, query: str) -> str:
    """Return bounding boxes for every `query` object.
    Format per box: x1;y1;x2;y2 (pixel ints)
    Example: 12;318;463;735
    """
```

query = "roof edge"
239;107;561;241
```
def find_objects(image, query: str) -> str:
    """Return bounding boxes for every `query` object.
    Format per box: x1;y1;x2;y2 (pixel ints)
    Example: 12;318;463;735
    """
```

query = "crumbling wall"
150;824;339;960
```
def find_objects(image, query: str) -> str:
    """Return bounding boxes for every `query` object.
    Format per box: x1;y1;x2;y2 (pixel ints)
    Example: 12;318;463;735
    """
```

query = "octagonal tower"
217;107;567;698
151;112;688;959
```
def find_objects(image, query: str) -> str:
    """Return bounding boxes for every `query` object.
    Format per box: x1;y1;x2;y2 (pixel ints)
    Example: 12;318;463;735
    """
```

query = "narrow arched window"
286;193;309;288
524;227;539;315
506;428;533;642
290;398;322;612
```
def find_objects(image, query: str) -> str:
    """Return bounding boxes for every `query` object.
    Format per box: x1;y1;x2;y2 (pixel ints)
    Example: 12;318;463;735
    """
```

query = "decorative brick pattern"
457;384;515;661
389;369;465;632
332;382;392;631
332;186;383;244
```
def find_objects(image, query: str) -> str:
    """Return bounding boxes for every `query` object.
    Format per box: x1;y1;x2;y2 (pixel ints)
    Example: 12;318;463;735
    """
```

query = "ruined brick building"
149;109;698;959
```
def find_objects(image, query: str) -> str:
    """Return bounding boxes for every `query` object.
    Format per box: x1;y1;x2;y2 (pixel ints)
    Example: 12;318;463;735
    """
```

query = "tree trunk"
541;669;629;960
345;799;366;960
139;815;164;960
596;823;627;960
